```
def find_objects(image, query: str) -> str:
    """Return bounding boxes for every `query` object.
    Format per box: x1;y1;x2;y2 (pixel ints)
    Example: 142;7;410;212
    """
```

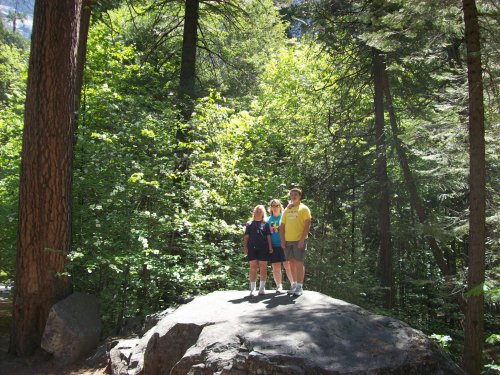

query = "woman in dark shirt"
244;205;273;296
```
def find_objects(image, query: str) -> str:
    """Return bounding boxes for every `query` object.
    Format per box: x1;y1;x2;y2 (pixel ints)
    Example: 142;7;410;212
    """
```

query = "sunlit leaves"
0;24;28;280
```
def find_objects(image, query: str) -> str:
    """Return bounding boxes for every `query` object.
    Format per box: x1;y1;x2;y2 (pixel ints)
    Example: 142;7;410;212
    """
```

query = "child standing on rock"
244;205;273;296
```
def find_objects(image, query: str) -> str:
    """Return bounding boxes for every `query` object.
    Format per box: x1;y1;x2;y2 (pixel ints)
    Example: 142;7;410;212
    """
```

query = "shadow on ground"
228;292;298;308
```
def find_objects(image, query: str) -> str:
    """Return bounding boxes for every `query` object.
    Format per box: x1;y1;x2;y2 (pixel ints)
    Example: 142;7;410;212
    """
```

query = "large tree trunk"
9;0;82;356
179;0;199;121
462;0;486;373
381;68;467;313
175;0;200;175
372;47;394;309
351;174;356;265
12;0;19;32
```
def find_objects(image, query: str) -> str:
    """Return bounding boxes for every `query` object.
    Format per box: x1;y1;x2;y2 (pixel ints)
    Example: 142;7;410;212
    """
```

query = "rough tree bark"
175;0;200;175
462;0;486;373
372;47;394;309
351;174;356;265
179;0;199;121
9;0;82;356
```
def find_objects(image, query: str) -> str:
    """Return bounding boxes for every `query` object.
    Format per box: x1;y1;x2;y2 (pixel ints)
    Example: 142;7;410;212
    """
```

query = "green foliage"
0;21;28;280
430;333;452;352
486;334;500;345
68;6;287;331
484;331;500;373
196;0;289;99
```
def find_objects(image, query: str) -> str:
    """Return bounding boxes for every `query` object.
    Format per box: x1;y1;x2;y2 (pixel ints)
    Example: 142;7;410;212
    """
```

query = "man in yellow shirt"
279;188;312;296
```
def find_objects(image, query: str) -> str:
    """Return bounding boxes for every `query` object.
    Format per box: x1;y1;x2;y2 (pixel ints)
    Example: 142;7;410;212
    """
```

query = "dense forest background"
0;0;498;371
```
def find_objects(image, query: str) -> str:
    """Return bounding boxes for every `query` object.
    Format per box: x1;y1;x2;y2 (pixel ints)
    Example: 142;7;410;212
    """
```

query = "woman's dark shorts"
269;246;286;263
246;247;270;262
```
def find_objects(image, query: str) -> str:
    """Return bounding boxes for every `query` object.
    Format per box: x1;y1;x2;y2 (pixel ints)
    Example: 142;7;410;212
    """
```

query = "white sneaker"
287;283;297;294
293;286;303;296
258;287;266;295
249;289;257;297
276;285;283;293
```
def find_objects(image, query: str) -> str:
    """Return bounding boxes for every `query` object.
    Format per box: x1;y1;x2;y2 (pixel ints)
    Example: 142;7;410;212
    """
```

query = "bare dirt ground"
0;298;107;375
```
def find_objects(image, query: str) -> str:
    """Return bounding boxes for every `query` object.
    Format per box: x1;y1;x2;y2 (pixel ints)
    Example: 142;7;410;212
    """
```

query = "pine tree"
9;0;82;355
462;0;486;372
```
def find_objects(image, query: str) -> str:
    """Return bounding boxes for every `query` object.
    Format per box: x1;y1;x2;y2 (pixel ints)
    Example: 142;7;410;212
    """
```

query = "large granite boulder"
109;290;464;375
41;292;102;364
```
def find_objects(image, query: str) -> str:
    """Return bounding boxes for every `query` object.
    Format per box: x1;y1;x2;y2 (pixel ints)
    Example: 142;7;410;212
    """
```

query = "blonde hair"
252;205;268;222
268;199;284;215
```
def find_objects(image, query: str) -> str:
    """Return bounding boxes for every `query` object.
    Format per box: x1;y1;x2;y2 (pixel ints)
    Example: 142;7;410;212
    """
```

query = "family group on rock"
244;187;312;297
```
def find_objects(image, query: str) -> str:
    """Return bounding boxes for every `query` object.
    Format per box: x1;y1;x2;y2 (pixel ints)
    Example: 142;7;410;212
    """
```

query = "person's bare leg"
272;263;282;290
295;261;305;284
259;261;268;281
258;261;268;294
249;260;258;295
288;259;297;292
283;261;294;286
294;261;305;295
249;260;258;282
288;259;296;281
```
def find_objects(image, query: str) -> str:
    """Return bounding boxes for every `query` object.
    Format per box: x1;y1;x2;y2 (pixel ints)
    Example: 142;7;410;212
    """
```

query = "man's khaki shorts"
284;240;307;261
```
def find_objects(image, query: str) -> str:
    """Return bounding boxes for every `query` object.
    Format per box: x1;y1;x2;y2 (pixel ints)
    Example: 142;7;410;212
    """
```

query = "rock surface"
41;292;102;364
109;290;464;375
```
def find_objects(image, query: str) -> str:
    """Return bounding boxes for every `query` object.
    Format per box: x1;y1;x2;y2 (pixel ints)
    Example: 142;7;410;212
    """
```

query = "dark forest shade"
9;0;82;355
381;68;466;314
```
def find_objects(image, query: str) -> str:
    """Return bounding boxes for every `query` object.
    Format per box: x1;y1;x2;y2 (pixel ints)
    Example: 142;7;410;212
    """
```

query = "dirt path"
0;297;107;375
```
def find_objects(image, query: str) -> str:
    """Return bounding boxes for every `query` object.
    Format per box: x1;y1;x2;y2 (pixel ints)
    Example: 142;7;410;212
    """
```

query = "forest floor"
0;296;107;375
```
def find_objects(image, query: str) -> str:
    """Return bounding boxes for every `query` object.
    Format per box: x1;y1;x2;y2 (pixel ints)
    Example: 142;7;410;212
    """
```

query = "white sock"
277;283;283;289
259;280;266;289
250;281;256;291
296;283;303;289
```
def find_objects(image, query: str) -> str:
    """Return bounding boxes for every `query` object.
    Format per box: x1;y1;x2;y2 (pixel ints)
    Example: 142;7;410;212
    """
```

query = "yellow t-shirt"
281;203;312;242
